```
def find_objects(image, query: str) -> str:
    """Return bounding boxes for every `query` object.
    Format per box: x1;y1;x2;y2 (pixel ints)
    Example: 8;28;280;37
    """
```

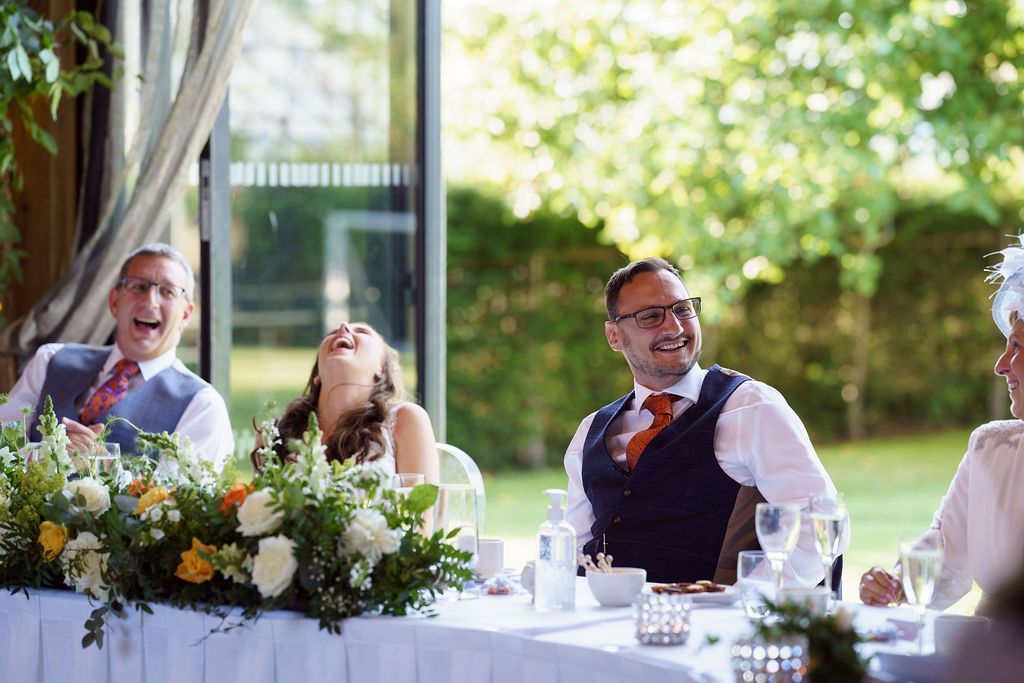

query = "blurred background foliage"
446;189;1003;470
442;0;1024;467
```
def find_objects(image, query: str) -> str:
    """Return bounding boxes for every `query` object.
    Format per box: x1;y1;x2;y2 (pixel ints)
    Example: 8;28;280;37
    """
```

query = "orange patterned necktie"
625;393;681;471
79;359;141;424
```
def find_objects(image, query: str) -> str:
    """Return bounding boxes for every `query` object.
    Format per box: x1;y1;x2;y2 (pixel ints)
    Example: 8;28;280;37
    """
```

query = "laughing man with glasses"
0;243;233;466
563;257;846;587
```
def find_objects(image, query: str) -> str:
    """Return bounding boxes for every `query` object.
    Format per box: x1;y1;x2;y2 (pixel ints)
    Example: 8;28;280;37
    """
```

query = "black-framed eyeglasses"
610;297;701;329
118;275;189;302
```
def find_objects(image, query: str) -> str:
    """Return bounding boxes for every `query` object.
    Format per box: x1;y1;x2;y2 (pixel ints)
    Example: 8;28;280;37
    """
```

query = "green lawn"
482;428;981;611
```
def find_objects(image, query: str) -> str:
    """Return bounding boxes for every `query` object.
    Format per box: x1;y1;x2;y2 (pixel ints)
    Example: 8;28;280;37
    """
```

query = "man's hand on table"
859;565;904;606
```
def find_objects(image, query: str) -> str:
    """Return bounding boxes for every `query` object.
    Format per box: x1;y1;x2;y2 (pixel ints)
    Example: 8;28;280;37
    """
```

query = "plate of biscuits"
650;580;738;606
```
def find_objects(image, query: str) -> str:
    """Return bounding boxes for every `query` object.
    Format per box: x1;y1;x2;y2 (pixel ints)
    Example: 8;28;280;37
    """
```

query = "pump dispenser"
535;488;576;611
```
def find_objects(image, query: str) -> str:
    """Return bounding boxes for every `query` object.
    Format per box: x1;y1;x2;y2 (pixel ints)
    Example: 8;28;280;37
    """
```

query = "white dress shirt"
914;419;1024;609
0;343;234;469
564;363;847;587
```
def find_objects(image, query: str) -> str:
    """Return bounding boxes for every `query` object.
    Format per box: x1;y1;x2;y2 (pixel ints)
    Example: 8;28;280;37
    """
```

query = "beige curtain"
2;0;255;369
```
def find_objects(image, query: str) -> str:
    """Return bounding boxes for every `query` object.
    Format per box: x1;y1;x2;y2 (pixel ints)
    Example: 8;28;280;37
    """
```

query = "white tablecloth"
0;580;932;683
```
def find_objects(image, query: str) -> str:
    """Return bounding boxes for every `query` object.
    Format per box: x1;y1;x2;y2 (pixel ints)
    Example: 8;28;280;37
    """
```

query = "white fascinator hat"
988;234;1024;338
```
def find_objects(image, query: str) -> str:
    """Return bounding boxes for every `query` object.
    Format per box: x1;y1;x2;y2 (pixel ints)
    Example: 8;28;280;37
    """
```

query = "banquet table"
0;579;942;683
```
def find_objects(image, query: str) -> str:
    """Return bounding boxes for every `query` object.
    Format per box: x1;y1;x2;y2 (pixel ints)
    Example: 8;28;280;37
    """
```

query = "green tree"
445;0;1024;436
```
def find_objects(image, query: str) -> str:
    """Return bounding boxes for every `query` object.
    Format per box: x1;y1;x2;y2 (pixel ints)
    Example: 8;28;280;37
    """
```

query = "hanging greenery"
0;0;119;325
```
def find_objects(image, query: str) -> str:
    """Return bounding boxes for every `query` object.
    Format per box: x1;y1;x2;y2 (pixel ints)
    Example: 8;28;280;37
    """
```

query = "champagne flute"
755;502;802;592
434;483;479;600
900;538;944;655
809;492;847;607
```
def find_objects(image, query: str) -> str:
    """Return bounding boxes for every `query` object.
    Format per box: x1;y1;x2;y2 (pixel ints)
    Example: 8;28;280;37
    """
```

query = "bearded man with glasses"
0;243;233;466
564;257;844;586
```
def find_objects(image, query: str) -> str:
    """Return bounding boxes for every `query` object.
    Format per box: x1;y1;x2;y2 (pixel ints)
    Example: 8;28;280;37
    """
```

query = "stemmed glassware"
900;537;944;655
755;502;802;592
809;492;847;607
434;483;480;600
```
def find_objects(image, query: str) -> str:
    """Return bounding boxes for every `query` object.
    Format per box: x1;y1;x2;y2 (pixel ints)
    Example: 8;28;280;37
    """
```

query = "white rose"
61;531;110;600
167;509;181;523
251;534;297;598
149;506;164;522
63;477;111;516
236;489;284;537
341;508;401;565
150;528;165;541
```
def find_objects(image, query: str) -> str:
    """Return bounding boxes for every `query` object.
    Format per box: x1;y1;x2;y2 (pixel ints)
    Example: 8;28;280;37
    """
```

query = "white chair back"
436;443;487;535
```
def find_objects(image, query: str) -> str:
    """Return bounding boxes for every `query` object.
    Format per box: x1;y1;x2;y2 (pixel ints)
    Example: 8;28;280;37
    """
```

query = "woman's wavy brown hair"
251;336;406;471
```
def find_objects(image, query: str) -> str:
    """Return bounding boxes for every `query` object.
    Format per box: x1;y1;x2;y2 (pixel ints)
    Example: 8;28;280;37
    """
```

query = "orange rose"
128;479;149;497
175;537;216;584
37;521;68;562
220;483;252;515
134;486;171;516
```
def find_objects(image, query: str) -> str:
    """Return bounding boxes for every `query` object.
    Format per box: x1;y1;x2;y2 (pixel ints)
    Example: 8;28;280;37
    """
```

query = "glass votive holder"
633;591;691;645
730;634;809;683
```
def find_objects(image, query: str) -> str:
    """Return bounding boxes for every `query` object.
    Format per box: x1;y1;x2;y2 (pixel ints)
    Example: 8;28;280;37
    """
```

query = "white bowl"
586;567;647;607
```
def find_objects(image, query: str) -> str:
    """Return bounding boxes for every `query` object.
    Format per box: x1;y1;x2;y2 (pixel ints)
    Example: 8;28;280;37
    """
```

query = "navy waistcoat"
30;344;207;456
581;365;756;583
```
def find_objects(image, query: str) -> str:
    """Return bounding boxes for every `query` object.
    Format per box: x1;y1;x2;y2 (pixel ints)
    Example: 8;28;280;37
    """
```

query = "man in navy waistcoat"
564;257;846;585
0;243;233;467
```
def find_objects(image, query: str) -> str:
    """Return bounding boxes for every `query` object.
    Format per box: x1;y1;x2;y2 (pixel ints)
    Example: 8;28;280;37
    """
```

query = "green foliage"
446;185;1005;471
752;600;866;683
446;186;631;469
720;207;999;438
447;1;1024;310
0;1;119;323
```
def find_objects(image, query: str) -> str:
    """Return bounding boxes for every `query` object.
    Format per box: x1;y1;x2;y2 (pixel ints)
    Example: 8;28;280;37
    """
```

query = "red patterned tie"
625;393;681;471
80;359;141;424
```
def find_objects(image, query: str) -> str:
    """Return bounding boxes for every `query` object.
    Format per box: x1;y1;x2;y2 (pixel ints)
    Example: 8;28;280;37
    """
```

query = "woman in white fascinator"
859;235;1024;613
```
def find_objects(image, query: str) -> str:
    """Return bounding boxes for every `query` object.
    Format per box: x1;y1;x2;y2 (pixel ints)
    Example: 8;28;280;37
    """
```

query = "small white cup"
587;567;647;607
778;586;831;615
474;538;504;578
933;614;989;655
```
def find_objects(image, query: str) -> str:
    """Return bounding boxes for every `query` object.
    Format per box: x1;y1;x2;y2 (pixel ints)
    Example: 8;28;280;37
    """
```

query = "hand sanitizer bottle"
535;488;576;611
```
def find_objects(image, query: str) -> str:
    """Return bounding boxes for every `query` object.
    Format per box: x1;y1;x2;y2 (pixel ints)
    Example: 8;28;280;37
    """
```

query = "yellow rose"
38;521;68;562
134;486;172;516
175;537;216;584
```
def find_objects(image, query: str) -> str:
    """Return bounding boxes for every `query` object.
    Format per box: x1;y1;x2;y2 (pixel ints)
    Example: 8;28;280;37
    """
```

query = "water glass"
435;484;480;599
392;472;425;494
737;550;774;619
633;591;691;645
73;442;121;478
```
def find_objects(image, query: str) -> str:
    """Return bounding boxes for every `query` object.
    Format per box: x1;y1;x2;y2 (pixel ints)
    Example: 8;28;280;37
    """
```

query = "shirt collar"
107;343;177;381
633;363;706;412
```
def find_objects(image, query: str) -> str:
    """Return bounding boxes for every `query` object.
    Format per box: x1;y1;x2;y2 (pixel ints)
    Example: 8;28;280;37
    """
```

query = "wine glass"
755;502;802;592
900;537;944;655
809;492;847;607
434;483;479;600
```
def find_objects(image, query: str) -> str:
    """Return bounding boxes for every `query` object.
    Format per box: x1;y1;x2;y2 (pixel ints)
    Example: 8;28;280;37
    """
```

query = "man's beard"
621;334;701;382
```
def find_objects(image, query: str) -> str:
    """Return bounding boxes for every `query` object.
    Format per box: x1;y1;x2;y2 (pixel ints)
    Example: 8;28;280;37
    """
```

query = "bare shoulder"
392;402;435;438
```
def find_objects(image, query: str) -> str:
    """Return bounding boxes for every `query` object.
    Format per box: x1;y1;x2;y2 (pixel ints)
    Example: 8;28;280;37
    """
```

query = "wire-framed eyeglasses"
118;275;189;302
610;297;701;329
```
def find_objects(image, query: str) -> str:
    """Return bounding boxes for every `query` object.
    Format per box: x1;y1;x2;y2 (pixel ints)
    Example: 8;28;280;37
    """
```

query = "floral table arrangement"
0;397;472;648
